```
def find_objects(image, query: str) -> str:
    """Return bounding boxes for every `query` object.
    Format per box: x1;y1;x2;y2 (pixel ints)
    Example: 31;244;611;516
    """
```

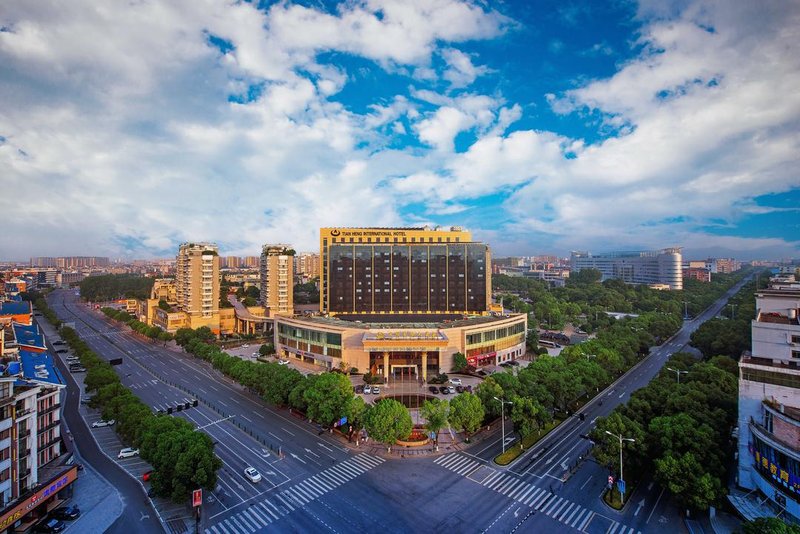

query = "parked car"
52;505;80;520
244;467;261;483
55;349;68;354
455;385;464;393
372;386;381;395
466;385;473;393
439;386;449;394
70;367;87;373
80;397;94;405
92;419;115;428
448;386;456;394
355;385;364;394
251;352;259;358
508;360;520;366
450;378;462;386
428;386;439;394
118;448;139;459
53;340;66;346
277;359;290;366
34;518;65;533
241;344;249;348
363;385;372;394
142;471;152;481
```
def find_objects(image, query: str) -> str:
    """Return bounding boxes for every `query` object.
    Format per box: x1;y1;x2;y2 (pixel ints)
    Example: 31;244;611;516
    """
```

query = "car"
251;352;259;358
450;378;462;386
372;386;380;394
241;344;249;348
92;419;115;428
508;360;520;366
244;467;261;483
448;386;456;394
277;359;290;365
70;367;87;373
466;385;473;393
142;470;152;481
500;362;512;368
439;386;449;394
53;340;66;346
428;386;439;394
363;385;372;394
34;518;65;533
55;349;68;354
355;384;364;394
52;505;80;520
118;448;139;459
80;397;94;405
455;385;464;393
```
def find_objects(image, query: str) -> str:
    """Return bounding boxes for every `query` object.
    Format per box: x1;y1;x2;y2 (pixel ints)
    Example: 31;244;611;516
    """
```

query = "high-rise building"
243;256;260;269
734;285;800;522
28;258;56;268
570;248;683;290
175;243;220;330
319;227;489;316
294;253;320;280
260;245;294;316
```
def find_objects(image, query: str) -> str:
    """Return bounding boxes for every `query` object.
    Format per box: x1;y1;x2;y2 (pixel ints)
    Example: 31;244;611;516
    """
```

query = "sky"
1;0;799;261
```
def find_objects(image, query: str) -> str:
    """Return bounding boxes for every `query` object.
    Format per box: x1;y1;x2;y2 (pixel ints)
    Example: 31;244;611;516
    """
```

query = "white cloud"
440;48;490;88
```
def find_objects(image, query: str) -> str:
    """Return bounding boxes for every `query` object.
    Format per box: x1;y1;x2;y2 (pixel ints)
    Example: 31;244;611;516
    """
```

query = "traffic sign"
617;479;626;495
192;489;202;507
608;475;614;485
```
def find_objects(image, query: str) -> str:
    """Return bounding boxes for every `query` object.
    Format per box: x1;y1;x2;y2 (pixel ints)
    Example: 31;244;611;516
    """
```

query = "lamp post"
605;430;635;505
666;366;688;383
494;397;513;454
728;303;737;319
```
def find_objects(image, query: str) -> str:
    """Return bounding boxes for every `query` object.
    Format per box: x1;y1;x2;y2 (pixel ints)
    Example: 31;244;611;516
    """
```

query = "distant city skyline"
1;1;798;261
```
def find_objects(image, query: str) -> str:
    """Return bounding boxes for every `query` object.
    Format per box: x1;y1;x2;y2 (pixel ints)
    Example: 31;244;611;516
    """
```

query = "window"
793;335;800;344
793;351;800;360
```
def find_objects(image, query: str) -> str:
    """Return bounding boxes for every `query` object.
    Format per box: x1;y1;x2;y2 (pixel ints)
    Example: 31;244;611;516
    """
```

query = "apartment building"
175;243;220;332
260;245;294;316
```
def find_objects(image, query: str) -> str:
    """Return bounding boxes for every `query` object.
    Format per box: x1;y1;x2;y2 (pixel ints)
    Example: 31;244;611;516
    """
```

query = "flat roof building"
570;248;683;290
260;245;294;316
175;243;220;332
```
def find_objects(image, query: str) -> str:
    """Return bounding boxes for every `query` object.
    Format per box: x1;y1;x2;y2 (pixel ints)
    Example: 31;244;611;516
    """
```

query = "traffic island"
493;418;563;466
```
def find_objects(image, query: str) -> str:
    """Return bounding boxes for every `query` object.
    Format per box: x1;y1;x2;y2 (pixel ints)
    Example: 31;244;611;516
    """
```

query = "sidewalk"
63;452;124;533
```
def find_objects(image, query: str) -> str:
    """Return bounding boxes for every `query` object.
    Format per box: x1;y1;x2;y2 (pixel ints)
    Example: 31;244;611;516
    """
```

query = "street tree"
346;396;368;445
420;398;449;449
510;395;547;439
364;399;412;452
303;372;354;426
451;352;468;373
449;393;485;441
474;377;504;420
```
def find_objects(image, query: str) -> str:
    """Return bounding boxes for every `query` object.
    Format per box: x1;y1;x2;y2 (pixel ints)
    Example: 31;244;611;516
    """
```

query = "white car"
251;352;259;358
242;344;249;348
447;386;456;394
118;448;139;459
372;386;381;395
92;419;115;428
363;385;372;394
277;359;289;366
244;467;261;483
450;378;462;386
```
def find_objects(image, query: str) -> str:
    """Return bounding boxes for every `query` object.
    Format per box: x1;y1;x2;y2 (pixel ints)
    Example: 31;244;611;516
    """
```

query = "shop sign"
0;467;77;530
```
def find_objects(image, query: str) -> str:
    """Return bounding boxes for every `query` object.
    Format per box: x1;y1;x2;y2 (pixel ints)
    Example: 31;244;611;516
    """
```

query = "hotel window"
793;350;800;359
793;335;800;344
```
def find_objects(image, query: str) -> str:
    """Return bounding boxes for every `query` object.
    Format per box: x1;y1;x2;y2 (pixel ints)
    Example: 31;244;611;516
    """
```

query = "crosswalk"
206;453;384;533
433;453;641;534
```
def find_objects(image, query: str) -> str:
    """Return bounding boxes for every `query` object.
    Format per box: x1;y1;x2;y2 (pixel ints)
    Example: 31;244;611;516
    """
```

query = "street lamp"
728;303;737;319
494;397;514;454
666;367;688;383
605;430;635;505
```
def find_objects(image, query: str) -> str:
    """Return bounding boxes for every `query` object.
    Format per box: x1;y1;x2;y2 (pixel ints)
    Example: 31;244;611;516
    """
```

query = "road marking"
209;385;219;392
282;427;295;436
268;432;283;442
580;475;593;490
241;415;252;423
618;392;625;398
218;400;228;407
198;388;208;395
318;443;333;452
646;487;665;524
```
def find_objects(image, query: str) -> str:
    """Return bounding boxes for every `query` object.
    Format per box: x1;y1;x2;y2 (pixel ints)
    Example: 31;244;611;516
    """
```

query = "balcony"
17;428;30;440
15;408;32;418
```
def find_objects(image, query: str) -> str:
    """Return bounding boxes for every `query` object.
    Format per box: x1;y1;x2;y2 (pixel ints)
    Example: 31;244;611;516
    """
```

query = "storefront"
0;464;78;533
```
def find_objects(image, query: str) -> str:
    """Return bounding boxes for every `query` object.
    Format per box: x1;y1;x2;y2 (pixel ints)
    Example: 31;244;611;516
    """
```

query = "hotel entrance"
363;330;448;383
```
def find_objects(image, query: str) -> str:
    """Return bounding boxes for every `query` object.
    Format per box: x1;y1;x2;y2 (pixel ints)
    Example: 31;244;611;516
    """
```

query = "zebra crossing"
206;453;384;533
433;453;641;534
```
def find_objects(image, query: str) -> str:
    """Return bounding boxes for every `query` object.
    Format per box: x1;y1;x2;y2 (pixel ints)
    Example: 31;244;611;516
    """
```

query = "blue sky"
0;0;798;261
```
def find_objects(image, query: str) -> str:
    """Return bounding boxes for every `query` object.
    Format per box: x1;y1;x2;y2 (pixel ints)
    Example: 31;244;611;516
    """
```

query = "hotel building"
570;248;683;290
275;227;525;378
735;285;800;522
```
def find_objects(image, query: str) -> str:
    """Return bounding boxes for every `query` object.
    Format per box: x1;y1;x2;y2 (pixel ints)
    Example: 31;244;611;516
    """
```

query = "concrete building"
683;267;711;282
294;253;320;281
735;286;800;522
260;245;294;316
570;248;683;290
275;227;525;376
175;243;220;332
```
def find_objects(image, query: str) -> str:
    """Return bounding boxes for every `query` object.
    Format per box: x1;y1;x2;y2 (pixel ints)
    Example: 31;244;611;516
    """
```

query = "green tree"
451;352;468;372
364;399;413;452
449;393;485;440
243;296;258;307
654;451;722;510
303;373;354;426
474;377;505;420
259;343;275;356
741;517;800;534
420;398;449;450
510;395;547;439
158;299;171;311
85;366;121;392
590;412;646;475
346;396;368;444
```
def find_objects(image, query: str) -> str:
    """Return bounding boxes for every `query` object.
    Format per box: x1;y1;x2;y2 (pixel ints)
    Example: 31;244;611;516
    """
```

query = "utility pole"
605;431;635;505
494;397;513;454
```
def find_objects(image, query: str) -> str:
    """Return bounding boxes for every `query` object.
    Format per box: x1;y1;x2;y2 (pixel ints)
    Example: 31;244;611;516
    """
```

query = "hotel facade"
275;227;526;378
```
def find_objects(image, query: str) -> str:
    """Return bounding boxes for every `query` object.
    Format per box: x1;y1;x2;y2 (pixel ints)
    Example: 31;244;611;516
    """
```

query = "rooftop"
0;301;31;316
12;322;46;349
757;312;799;326
18;350;64;387
286;312;521;330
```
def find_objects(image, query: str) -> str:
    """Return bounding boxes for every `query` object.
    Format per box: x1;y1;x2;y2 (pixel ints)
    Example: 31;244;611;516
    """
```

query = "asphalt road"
45;274;752;534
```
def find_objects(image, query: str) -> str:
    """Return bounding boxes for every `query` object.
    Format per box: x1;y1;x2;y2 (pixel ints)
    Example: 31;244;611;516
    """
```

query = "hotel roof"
18;351;65;387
